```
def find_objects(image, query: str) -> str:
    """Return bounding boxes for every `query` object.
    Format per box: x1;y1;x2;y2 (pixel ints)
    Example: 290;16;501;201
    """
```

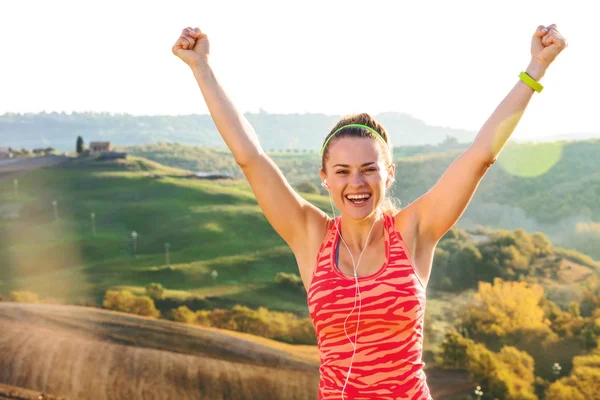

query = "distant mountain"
523;131;600;143
0;111;480;151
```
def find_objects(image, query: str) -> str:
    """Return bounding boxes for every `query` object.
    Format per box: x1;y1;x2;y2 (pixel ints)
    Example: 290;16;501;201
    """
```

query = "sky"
1;0;597;141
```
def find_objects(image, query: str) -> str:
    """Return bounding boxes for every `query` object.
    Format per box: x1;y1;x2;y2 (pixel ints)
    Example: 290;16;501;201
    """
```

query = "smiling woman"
172;22;567;400
319;115;398;217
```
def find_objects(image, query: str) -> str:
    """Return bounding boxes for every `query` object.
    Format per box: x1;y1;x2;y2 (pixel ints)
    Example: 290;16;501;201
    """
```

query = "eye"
364;168;377;172
335;170;348;174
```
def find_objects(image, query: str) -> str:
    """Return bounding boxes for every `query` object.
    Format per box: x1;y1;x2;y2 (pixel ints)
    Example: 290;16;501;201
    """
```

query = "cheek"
370;174;386;189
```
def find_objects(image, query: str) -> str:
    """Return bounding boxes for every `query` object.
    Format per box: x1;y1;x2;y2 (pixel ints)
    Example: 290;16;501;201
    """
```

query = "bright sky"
1;0;597;140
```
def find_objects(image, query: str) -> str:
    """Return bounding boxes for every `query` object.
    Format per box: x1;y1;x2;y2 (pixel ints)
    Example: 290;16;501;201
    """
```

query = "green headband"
320;124;388;156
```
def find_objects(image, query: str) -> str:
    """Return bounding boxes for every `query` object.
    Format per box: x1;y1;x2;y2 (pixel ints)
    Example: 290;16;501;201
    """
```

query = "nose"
349;172;365;187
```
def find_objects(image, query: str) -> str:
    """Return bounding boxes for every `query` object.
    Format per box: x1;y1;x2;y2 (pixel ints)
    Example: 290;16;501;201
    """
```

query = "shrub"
103;290;160;318
295;181;319;194
546;350;600;399
145;282;165;300
195;310;212;327
169;303;316;344
173;305;196;324
464;278;554;338
128;296;160;317
9;291;39;303
274;272;305;293
440;330;537;400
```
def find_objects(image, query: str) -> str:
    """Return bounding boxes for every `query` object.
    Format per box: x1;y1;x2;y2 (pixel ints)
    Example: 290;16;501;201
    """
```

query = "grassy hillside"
1;153;597;312
0;303;319;400
0;156;329;314
118;139;470;187
121;140;600;259
0;303;473;400
1;154;598;399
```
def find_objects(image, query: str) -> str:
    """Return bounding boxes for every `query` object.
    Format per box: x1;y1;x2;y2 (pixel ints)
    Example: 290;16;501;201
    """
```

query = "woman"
172;24;567;399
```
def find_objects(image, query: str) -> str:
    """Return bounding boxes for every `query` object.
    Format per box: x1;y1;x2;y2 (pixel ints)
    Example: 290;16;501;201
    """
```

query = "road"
0;156;70;182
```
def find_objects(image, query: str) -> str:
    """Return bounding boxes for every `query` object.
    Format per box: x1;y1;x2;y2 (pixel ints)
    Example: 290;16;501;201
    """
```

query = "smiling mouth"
345;194;372;205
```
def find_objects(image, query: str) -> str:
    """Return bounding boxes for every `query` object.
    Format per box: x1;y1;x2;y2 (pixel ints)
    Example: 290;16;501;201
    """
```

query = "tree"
440;330;538;400
76;136;84;154
545;347;600;399
145;282;165;300
295;181;319;194
464;278;553;338
448;242;484;290
128;296;160;317
173;305;196;323
103;290;160;318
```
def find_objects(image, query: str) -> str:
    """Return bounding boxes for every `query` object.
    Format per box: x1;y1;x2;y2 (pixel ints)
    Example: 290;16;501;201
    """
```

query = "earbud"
321;180;328;189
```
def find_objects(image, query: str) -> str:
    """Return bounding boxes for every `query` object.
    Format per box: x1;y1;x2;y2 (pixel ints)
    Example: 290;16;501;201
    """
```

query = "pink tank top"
307;213;431;399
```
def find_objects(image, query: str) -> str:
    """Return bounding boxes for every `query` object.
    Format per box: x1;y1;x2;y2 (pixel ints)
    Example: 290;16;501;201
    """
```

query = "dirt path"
0;383;64;400
0;156;71;182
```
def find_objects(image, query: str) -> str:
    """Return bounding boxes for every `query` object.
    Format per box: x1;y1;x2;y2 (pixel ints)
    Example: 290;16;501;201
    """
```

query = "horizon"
2;110;598;146
1;0;598;142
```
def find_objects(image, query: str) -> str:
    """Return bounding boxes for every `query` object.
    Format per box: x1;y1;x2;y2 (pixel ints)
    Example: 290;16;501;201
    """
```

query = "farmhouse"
89;141;112;154
0;147;12;158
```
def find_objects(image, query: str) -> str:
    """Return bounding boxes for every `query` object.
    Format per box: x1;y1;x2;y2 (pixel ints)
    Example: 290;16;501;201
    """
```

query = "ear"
386;163;396;188
319;169;328;190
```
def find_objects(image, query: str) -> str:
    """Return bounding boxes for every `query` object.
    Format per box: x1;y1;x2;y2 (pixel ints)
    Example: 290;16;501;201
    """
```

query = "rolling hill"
121;139;600;260
0;155;324;313
0;302;319;400
1;154;598;399
1;154;597;312
0;303;472;400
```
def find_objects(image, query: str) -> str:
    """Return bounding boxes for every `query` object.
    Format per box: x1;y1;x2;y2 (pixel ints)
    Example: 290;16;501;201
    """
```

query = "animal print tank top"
307;213;431;399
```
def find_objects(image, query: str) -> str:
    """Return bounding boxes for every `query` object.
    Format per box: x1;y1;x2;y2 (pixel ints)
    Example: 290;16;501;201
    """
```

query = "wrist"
525;59;548;81
190;57;211;74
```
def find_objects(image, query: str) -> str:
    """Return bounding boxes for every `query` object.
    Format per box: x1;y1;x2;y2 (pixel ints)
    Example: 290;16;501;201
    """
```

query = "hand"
172;27;210;69
531;24;568;68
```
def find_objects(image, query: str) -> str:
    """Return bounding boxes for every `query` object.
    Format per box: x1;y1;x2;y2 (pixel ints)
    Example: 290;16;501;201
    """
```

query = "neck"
339;210;385;253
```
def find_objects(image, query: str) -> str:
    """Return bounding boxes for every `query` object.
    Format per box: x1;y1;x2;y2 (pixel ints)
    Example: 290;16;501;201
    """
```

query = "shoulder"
304;210;334;250
391;203;436;287
391;202;420;241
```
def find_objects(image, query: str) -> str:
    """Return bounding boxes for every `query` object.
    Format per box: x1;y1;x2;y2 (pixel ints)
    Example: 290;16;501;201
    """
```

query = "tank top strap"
329;214;394;272
309;216;339;285
385;212;426;289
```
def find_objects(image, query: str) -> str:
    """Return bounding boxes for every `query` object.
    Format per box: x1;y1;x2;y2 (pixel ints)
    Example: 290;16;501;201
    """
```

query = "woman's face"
320;137;394;220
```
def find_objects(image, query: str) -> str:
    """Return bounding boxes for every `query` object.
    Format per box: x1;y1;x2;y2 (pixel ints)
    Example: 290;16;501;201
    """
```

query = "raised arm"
172;27;326;252
414;24;568;244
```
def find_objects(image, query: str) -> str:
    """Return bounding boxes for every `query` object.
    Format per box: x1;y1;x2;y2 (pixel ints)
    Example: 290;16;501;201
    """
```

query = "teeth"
346;194;371;200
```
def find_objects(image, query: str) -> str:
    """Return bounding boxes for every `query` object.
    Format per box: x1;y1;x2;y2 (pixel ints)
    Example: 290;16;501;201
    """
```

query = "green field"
0;157;330;314
121;140;600;261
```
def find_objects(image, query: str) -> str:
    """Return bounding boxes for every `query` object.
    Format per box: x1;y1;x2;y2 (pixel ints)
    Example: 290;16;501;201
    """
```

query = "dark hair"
321;112;399;214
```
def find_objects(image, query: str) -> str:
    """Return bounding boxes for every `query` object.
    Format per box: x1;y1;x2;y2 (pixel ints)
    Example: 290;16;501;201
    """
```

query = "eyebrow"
332;162;376;168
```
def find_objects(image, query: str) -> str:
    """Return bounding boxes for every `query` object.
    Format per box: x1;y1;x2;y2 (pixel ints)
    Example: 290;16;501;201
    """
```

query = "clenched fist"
172;27;210;68
532;24;568;67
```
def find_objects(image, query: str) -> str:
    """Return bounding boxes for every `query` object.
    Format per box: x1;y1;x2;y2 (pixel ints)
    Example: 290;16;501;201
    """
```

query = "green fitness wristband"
519;71;544;93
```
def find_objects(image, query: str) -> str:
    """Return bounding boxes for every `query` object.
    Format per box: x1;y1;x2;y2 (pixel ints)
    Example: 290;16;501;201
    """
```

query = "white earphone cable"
326;186;377;400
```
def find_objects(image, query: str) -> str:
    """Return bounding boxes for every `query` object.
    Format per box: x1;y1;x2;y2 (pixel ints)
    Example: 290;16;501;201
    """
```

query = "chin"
342;201;380;220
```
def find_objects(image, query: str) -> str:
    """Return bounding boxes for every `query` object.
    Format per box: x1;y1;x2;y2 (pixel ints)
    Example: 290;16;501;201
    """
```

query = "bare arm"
414;24;568;244
190;59;262;167
173;28;326;252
